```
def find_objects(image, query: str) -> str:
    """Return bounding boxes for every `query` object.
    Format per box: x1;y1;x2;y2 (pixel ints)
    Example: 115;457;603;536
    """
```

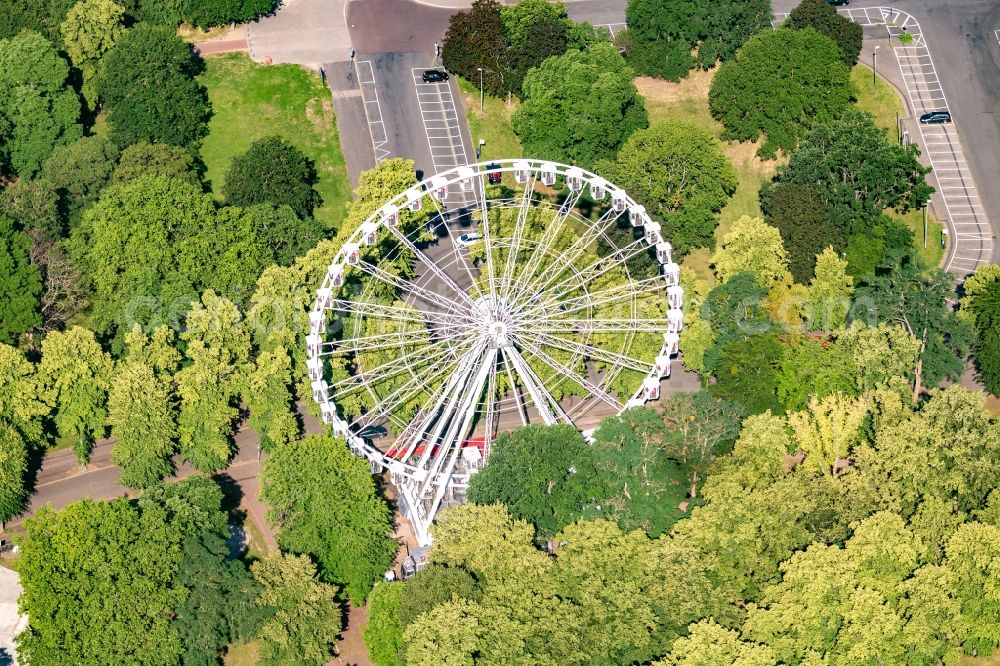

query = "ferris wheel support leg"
505;346;566;425
422;347;498;531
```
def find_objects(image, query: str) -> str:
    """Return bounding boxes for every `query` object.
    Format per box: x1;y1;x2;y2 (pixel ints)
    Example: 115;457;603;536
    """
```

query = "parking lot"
411;68;475;208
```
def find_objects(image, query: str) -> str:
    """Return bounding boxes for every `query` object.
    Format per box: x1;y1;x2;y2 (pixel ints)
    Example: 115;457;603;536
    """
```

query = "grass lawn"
890;206;945;269
198;53;350;231
223;641;259;666
852;63;904;144
457;77;523;173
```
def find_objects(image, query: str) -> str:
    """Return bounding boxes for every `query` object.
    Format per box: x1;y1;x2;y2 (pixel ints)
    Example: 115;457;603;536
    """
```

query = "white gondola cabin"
458;166;476;192
316;287;334;308
360;222;378;246
644;221;661;245
656;241;673;265
589;177;607;201
311;380;328;403
653;355;672;377
611;189;628;213
629;204;648;228
663;331;680;355
405;188;423;212
309;309;324;334
663;262;680;287
320;401;336;425
566;167;584;191
342;243;360;265
381;204;399;228
667;308;684;333
306;333;322;356
540;162;557;186
327;264;344;288
307;356;323;381
430;175;448;199
641;376;660;401
513;160;531;184
667;285;684;309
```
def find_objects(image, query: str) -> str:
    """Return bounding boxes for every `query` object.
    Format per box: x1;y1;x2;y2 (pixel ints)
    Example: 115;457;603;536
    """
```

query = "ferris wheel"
306;159;684;545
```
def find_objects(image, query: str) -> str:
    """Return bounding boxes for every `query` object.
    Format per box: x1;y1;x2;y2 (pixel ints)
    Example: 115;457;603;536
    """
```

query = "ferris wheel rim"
307;159;683;482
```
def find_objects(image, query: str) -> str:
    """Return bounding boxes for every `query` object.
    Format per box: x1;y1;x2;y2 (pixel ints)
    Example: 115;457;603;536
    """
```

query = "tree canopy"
97;25;210;148
260;435;398;604
0;214;42;342
223;135;320;219
596;121;737;255
59;0;126;107
512;42;648;169
785;0;863;66
0;30;82;177
709;28;855;158
623;0;772;80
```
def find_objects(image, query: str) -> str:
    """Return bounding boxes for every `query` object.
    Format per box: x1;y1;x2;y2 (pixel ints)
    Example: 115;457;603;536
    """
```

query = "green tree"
591;407;689;536
59;0;126;107
112;141;201;186
467;424;604;536
42;135;119;225
108;361;178;489
854;264;973;392
223;135;320;219
243;347;297;453
0;214;42;342
0;0;79;42
712;215;790;287
623;0;771;80
398;565;482;627
709;28;855;158
364;582;405;666
16;498;185;664
0;178;62;238
788;392;867;478
513;42;648;169
805;247;854;331
183;0;278;28
75;176;281;339
959;267;1000;395
37;326;113;466
176;291;247;473
769;109;933;231
775;337;855;411
0;422;28;529
251;553;342;666
596;121;737;255
760;183;843;282
658;620;776;665
260;435;397;604
97;25;210;148
834;321;921;393
0;30;82;177
942;522;1000;655
785;0;863;66
661;392;744;497
442;0;508;96
500;0;572;93
0;343;49;445
709;333;785;415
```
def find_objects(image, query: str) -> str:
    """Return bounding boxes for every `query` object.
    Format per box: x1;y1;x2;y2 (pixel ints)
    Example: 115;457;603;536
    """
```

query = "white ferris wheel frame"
306;159;684;545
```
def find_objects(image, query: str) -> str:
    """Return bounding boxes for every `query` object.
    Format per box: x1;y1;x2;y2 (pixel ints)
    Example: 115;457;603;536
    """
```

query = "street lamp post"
476;138;486;160
477;67;484;116
873;45;879;87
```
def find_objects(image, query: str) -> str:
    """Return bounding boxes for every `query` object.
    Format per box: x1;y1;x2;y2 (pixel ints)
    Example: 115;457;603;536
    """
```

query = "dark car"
919;110;952;124
422;69;448;83
826;0;849;5
486;163;502;184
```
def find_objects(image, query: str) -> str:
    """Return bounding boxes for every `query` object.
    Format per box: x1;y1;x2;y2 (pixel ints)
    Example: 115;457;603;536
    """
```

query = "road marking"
597;22;626;39
995;29;1000;46
411;68;474;207
355;60;391;163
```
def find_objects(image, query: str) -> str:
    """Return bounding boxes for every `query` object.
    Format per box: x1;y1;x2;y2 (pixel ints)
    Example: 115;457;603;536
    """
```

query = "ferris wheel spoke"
519;329;652;374
517;336;622;410
355;261;476;324
509;235;650;314
510;187;586;303
477;174;500;299
499;174;538;303
500;351;529;427
386;224;478;308
321;324;468;357
504;345;569;426
519;318;669;334
423;194;486;302
531;275;663;321
327;299;473;332
393;340;488;465
330;335;471;396
354;338;480;429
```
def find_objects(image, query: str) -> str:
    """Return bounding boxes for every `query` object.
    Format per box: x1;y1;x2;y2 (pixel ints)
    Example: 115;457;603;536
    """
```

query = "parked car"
826;0;849;5
422;69;448;83
456;233;483;247
486;163;502;184
919;110;952;124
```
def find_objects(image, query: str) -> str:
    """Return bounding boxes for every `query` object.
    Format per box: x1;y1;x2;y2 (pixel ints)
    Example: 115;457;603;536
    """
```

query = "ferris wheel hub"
474;295;514;348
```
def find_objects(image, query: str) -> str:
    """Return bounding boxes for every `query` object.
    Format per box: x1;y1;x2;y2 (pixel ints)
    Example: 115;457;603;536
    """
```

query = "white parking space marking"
995;30;1000;46
411;68;474;208
355;61;391;162
598;23;626;39
775;7;994;276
